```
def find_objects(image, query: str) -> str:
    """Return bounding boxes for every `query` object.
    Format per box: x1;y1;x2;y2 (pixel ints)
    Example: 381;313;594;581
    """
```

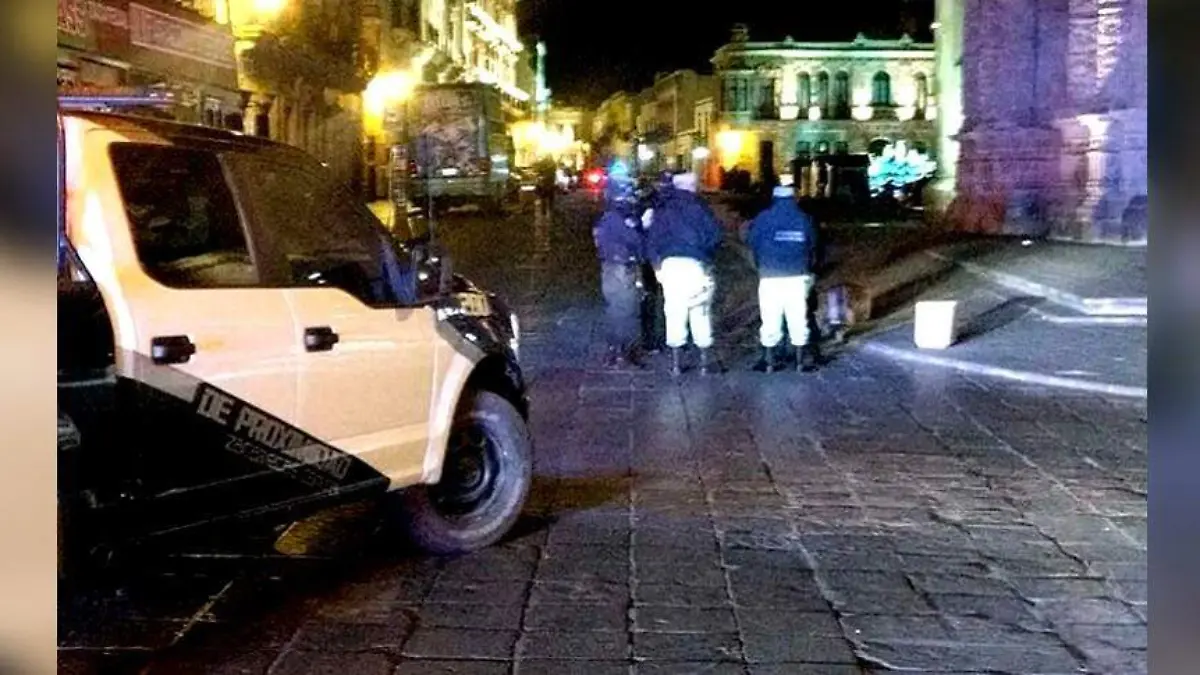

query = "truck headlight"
508;312;520;359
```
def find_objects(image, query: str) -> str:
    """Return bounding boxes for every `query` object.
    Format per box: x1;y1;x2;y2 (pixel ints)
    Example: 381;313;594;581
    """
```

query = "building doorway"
758;140;775;186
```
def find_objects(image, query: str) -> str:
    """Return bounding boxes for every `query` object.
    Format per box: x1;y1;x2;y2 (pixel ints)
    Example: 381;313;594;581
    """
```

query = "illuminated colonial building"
710;25;936;183
931;0;1147;244
455;0;530;119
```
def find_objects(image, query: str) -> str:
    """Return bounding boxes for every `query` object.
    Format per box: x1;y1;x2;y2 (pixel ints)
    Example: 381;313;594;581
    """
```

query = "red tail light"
586;170;603;185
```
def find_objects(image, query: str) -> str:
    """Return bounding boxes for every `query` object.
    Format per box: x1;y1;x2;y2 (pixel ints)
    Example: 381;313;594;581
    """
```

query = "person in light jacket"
746;182;820;372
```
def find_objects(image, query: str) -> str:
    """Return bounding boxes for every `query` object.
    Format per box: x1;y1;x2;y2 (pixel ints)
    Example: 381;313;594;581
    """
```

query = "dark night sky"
517;0;934;107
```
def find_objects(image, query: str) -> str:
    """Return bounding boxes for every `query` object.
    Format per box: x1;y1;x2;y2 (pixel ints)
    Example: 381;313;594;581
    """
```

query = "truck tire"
394;391;532;555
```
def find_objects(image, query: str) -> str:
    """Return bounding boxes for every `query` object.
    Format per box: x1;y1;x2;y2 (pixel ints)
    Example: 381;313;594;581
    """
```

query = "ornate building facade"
711;26;937;182
931;0;1148;244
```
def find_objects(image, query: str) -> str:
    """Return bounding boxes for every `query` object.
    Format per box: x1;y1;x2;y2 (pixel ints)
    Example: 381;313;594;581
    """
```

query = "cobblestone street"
59;196;1147;674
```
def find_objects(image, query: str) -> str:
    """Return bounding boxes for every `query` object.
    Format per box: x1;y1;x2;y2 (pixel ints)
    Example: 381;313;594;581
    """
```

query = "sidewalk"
703;197;1147;395
855;267;1148;398
927;238;1147;317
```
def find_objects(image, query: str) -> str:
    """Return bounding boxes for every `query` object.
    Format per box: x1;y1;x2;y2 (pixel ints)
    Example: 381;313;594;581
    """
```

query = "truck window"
109;144;258;288
228;154;413;307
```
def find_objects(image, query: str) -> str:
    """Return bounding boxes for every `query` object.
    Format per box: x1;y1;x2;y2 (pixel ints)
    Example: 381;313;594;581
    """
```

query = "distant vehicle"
582;167;607;192
406;82;514;216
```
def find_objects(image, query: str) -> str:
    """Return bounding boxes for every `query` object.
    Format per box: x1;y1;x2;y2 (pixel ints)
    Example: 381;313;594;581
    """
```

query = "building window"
914;73;929;117
834;141;849;155
872;72;892;106
797;73;811;109
815;72;830;114
832;72;851;118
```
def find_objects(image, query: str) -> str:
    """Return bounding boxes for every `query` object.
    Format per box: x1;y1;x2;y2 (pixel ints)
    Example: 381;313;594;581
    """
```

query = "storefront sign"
58;0;96;50
128;3;236;71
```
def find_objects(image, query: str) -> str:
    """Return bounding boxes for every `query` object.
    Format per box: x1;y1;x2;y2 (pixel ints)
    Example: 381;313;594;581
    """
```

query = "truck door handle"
304;326;339;352
150;335;196;365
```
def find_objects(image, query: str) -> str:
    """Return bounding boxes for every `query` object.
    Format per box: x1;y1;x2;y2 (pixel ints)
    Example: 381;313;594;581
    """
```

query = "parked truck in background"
406;82;514;216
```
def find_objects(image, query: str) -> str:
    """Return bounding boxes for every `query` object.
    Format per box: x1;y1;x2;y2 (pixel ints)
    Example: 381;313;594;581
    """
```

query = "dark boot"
752;346;776;373
699;349;722;375
799;344;819;372
669;347;684;376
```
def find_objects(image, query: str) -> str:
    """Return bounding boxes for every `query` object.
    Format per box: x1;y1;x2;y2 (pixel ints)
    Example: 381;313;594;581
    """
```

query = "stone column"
953;0;1056;235
925;0;964;218
1057;0;1147;242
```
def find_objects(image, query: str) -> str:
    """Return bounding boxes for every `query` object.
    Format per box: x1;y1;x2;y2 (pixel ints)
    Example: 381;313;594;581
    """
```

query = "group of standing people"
593;165;826;375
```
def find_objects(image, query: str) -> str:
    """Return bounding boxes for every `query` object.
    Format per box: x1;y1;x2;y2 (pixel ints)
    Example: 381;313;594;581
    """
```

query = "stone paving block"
1033;597;1145;625
291;620;410;651
820;570;910;595
809;549;905;572
402;628;518;660
741;632;857;664
425;580;529;607
515;660;631;675
530;579;629;606
748;666;864;675
518;630;631;660
272;651;394;675
416;603;525;631
636;561;728;588
634;606;738;634
1059;622;1147;650
635;583;733;609
539;555;629;584
858;642;1083;673
1006;575;1113;602
523;600;628;633
634;663;747;674
843;613;951;642
908;573;1013;597
632;632;743;662
826;589;934;615
395;660;513;674
929;593;1039;623
1077;646;1147;675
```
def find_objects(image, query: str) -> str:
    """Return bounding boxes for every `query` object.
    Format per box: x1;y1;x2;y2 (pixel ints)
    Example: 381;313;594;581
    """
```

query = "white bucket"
913;300;958;349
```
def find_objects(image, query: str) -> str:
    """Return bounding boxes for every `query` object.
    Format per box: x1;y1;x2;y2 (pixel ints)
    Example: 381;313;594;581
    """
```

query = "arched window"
914;73;928;116
797;72;811;109
815;72;830;114
832;72;851;118
872;72;892;106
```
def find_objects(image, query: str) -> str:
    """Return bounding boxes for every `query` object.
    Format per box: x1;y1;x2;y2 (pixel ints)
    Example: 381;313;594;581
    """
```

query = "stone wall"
937;0;1147;244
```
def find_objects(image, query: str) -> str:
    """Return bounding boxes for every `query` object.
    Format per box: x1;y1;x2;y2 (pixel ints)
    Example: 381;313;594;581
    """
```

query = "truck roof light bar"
58;95;177;110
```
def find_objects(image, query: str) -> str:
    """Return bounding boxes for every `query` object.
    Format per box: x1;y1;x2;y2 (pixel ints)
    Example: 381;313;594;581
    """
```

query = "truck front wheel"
394;391;532;555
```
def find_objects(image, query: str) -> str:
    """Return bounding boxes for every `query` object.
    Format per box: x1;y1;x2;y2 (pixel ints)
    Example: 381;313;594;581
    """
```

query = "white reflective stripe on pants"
758;274;814;347
658;257;715;349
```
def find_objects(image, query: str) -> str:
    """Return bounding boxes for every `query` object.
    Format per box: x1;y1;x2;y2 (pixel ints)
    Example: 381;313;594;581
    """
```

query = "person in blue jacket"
593;181;646;367
746;181;820;372
643;172;723;375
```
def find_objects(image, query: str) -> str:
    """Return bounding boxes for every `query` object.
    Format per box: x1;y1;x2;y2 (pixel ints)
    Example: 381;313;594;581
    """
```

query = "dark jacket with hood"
747;196;818;278
593;202;645;264
644;186;722;266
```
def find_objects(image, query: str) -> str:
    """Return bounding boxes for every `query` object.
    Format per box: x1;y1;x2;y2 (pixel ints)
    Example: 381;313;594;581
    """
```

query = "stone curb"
860;342;1148;399
926;251;1148;317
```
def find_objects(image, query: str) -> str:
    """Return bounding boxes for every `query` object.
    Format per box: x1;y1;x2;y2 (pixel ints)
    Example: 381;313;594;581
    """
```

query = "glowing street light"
252;0;288;16
692;146;711;160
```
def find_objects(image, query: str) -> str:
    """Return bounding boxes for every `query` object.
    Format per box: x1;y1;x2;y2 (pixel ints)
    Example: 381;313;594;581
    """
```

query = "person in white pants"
643;172;723;375
746;182;821;372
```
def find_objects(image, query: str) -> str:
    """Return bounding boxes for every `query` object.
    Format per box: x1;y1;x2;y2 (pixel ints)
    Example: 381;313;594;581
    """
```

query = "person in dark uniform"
534;156;557;215
593;183;646;368
746;181;821;372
